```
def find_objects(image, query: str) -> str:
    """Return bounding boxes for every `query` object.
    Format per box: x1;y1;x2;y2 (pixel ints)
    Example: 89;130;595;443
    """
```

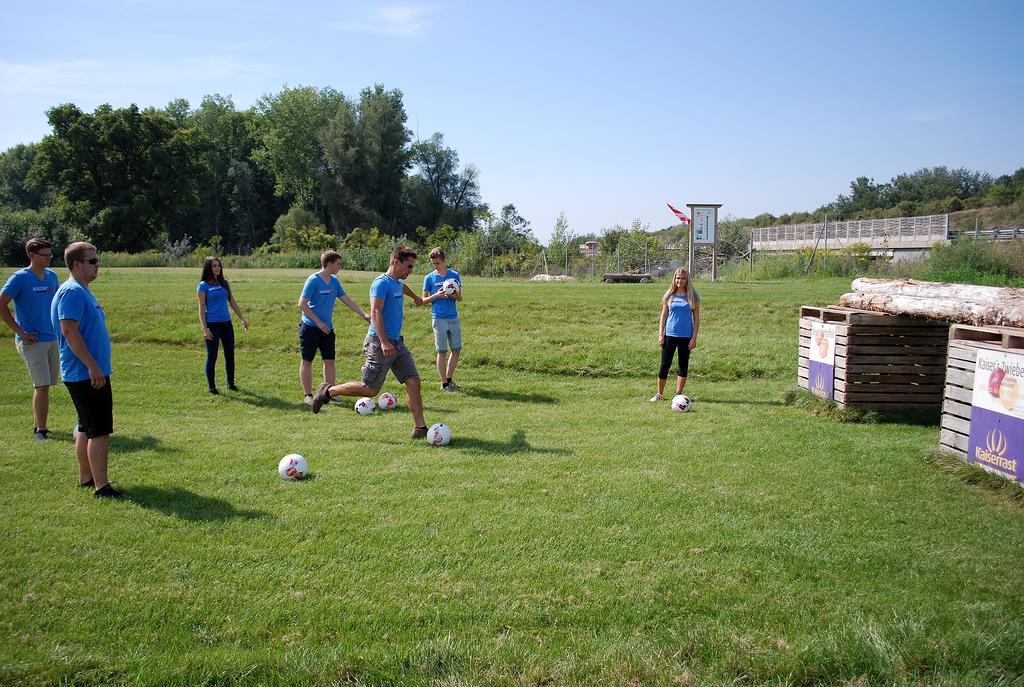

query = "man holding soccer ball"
311;246;449;439
421;247;463;392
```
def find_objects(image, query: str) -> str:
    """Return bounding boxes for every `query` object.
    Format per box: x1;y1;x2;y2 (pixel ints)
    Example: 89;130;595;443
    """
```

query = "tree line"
0;84;541;265
742;166;1024;228
3;88;1020;276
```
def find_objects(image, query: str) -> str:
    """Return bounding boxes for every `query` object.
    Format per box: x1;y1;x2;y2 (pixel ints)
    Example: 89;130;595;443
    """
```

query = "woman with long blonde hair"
651;267;700;401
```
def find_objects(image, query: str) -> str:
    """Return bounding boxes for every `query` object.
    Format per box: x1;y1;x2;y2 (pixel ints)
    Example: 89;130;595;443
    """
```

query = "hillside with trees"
0;84;540;267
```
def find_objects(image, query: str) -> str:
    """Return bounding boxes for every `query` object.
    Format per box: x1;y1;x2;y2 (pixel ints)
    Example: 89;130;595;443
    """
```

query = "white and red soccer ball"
354;397;376;416
671;394;692;412
441;278;460;296
427;423;452;446
278;454;308;480
377;392;398;410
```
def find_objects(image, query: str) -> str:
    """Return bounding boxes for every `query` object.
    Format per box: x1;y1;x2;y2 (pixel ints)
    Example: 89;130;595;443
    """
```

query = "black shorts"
65;377;114;438
298;322;336;362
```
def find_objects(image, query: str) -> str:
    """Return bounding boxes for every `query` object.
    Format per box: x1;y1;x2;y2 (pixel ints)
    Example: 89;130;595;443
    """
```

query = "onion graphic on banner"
967;349;1024;482
807;322;836;400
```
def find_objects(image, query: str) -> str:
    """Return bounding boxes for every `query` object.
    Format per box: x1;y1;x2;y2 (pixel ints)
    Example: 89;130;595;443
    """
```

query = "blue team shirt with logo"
51;279;112;382
665;293;699;338
1;267;59;342
198;281;231;323
422;269;461;319
300;273;346;330
368;273;404;340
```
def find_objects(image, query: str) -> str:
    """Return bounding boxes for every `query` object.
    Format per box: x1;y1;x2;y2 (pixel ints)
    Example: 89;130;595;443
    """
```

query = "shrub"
0;206;84;267
926;238;1023;285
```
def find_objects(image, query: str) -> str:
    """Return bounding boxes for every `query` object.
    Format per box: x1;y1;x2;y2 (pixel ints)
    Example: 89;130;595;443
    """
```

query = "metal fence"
751;214;950;250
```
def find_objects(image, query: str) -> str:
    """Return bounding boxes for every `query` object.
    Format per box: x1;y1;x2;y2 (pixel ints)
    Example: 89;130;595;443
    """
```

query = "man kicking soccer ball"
311;246;450;439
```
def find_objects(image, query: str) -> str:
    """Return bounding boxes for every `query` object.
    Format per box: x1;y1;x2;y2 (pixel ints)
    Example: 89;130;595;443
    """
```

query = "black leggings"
659;336;691;379
205;321;235;389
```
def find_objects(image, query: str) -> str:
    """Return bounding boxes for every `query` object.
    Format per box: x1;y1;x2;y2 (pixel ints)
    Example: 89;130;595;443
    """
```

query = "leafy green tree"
184;95;280;251
163;98;191;126
320;85;412;235
28;103;196;252
0;144;44;210
254;86;344;210
547;212;580;271
343;226;388;249
404;133;480;232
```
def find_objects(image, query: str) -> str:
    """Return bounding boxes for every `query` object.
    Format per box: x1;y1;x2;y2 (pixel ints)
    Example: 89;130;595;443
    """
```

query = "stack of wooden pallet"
941;324;1024;460
798;305;949;409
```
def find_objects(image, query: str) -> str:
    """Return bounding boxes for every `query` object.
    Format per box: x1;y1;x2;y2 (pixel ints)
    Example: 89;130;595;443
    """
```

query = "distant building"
581;241;599;256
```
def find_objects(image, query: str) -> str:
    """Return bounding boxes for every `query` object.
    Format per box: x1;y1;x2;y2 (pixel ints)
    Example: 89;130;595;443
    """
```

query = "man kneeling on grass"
311;246;451;439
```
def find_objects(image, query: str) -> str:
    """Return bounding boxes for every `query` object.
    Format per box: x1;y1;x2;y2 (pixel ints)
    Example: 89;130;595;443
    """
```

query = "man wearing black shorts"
312;246;446;439
297;251;369;406
51;242;123;498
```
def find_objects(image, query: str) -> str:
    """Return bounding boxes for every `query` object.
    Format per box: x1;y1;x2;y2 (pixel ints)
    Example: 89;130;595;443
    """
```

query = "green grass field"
1;269;1022;686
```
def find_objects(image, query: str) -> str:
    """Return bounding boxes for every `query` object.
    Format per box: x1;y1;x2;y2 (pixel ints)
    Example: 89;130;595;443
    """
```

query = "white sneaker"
649;393;663;402
304;395;314;407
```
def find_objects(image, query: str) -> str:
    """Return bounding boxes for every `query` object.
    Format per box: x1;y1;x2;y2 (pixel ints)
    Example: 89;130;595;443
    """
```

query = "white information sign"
693;207;716;245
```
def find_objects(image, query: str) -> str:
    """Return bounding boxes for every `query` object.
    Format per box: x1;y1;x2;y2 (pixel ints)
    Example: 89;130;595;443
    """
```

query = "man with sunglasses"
1;237;60;441
51;242;123;499
311;245;440;439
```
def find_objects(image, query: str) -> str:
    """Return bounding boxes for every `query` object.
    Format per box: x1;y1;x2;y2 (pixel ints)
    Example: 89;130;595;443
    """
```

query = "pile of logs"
838;279;1024;327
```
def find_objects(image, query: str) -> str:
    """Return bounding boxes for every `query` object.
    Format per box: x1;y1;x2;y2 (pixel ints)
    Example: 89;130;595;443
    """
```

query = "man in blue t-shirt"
296;250;370;406
1;237;60;441
422;247;464;392
51;242;123;499
312;246;449;439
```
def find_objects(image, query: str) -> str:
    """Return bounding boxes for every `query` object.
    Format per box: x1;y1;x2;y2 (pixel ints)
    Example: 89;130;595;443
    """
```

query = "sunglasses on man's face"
34;252;53;258
78;258;100;265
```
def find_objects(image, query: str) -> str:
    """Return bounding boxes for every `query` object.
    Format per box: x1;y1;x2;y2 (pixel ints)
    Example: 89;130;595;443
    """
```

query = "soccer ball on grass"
427;423;452;446
377;392;398;410
671;395;692;412
278;454;309;480
354;397;376;416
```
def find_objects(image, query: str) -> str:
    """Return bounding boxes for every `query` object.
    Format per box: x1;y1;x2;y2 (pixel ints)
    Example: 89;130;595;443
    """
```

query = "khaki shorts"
16;339;60;387
432;317;462;352
361;335;419;390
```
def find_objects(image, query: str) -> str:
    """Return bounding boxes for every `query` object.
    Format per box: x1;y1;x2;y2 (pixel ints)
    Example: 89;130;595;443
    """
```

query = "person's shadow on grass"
109;434;173;453
460;387;559;405
127;486;269;522
227;388;304;412
453;429;570;456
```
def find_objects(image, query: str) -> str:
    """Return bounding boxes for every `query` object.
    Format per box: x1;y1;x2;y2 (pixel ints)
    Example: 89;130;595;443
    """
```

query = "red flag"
667;203;690;224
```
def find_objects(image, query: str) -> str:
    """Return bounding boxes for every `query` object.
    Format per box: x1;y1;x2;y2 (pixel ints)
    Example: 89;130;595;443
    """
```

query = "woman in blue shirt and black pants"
651;267;700;402
198;256;249;394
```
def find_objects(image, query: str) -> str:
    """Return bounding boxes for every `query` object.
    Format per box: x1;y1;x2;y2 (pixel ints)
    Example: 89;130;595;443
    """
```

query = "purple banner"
967;406;1023;483
808;360;834;400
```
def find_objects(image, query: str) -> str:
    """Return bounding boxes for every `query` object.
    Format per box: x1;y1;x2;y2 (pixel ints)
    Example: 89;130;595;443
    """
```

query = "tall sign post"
686;203;722;281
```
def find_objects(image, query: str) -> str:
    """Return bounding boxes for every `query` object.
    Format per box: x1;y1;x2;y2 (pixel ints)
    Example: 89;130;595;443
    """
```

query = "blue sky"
2;0;1023;240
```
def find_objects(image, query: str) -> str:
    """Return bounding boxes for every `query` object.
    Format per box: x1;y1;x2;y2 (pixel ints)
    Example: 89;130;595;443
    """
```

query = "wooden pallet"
941;327;1024;469
949;323;1024;349
798;306;949;409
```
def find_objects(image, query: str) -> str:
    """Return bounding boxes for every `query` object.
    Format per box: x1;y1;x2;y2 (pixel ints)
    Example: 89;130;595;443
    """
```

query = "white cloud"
334;5;434;36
